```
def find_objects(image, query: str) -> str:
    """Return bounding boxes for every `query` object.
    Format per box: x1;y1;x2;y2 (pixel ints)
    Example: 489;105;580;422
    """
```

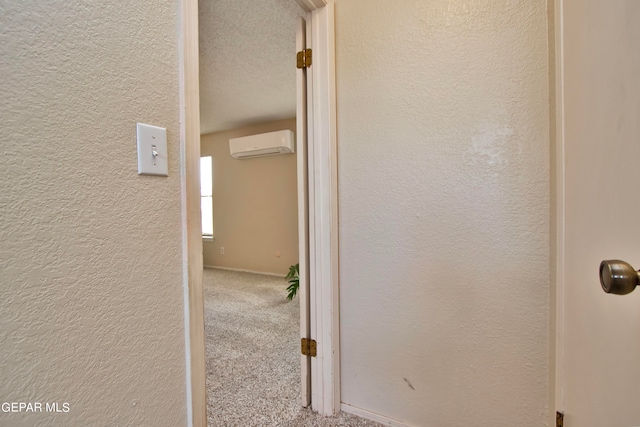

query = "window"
200;156;213;237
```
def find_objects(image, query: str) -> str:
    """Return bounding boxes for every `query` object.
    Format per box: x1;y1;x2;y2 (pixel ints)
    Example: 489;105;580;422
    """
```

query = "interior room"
198;1;374;424
3;1;640;427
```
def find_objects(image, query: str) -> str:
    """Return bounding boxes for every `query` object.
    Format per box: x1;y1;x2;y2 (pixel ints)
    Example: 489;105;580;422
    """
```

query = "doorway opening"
199;124;301;423
198;0;306;424
182;0;341;424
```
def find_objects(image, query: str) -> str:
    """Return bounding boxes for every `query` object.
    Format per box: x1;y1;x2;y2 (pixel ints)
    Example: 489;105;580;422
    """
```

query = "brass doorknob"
599;260;640;295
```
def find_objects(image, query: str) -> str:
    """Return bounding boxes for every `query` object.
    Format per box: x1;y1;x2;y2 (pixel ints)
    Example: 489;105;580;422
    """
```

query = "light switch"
137;123;168;176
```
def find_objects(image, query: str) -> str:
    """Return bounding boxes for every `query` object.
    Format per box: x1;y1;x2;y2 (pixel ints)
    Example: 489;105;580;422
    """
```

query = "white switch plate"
137;123;168;176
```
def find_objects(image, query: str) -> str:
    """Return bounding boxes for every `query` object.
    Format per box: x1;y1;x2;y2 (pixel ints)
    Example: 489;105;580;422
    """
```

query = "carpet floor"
204;268;382;427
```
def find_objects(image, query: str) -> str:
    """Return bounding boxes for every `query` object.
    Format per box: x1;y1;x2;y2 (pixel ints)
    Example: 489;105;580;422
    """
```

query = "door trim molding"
295;0;328;13
179;0;206;426
296;13;311;408
307;2;340;416
553;0;566;420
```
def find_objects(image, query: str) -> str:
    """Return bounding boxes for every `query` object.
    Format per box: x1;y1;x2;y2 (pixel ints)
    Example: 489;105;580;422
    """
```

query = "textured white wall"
335;1;550;425
0;1;187;426
561;1;640;426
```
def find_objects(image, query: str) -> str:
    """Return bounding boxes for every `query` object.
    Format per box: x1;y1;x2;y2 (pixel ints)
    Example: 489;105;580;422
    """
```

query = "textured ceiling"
199;0;305;134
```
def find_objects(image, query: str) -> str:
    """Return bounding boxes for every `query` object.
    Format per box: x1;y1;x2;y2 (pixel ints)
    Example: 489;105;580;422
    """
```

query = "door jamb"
179;0;339;424
179;0;205;426
552;0;566;423
305;2;340;416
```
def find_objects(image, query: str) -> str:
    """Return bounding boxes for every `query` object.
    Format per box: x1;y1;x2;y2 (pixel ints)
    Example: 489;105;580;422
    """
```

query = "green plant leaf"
285;263;300;300
285;263;299;281
286;282;299;300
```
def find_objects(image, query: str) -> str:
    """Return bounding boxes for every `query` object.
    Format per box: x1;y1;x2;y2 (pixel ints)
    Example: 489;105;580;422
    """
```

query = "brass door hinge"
297;49;312;69
301;338;317;357
556;411;564;427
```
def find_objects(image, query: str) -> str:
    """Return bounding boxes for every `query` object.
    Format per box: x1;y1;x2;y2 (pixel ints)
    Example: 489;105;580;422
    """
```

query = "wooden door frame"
304;1;340;416
296;13;311;410
179;0;339;425
178;0;205;426
552;0;566;424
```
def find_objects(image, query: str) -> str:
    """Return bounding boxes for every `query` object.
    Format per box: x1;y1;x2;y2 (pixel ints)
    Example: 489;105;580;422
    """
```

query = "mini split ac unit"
229;130;295;159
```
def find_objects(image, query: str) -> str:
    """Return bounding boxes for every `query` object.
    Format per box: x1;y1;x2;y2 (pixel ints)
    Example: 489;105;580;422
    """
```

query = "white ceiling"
199;0;305;134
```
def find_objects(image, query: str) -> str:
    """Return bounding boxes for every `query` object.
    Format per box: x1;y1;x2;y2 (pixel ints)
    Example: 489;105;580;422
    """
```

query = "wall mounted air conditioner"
229;130;295;159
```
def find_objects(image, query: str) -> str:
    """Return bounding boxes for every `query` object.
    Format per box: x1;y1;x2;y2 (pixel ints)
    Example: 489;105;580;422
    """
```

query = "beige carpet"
204;268;382;427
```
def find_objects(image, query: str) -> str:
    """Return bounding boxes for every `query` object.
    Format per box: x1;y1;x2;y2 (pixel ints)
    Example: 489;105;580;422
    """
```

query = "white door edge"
178;0;206;426
296;13;312;408
553;0;566;421
308;2;340;416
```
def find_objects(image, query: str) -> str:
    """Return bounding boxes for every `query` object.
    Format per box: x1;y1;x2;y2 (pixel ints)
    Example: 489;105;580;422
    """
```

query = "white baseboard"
203;265;285;278
341;404;415;427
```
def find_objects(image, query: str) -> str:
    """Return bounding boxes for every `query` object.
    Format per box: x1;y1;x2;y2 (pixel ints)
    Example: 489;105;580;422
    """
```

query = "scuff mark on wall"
468;120;515;172
403;377;415;391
